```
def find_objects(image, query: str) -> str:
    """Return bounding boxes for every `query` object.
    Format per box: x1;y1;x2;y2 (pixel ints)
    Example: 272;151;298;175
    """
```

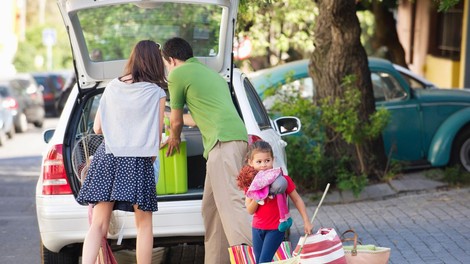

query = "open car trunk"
64;89;208;200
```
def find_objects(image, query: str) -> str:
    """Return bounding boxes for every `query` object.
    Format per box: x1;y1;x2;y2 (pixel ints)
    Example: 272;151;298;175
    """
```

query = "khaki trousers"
202;140;252;264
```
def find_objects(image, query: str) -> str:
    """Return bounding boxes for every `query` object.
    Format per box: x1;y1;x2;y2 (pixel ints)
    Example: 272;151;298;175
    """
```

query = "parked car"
249;58;470;172
32;72;67;117
0;96;15;145
0;73;45;133
36;0;301;263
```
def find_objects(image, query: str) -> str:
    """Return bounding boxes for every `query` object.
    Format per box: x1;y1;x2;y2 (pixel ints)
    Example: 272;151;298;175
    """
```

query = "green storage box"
156;140;188;194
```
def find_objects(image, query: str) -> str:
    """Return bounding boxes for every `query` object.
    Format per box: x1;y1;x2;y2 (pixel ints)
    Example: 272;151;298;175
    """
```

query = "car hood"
414;87;470;103
58;0;239;89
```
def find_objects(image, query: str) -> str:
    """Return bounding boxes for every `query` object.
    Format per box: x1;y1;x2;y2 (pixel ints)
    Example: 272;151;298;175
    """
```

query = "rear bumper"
36;194;205;252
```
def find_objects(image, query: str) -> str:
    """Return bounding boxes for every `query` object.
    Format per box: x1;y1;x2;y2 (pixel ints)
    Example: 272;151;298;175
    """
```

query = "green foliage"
336;169;369;198
442;165;470;186
14;24;72;72
318;76;390;174
268;73;390;193
319;76;390;146
383;159;404;181
436;0;461;12
237;0;317;67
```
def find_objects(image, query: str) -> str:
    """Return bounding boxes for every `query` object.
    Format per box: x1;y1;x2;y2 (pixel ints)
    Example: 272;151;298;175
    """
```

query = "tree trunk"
310;0;387;179
371;0;408;68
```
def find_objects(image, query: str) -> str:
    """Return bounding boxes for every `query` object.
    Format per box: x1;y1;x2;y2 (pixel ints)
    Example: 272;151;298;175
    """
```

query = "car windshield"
77;2;223;62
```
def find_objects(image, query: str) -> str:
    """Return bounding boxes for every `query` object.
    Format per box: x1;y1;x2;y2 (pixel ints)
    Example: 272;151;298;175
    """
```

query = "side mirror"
273;116;301;136
43;129;55;143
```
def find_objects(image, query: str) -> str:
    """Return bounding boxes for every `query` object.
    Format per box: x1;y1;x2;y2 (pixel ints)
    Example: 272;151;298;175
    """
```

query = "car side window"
371;72;406;102
243;78;272;130
10;80;27;96
79;94;101;135
399;72;426;89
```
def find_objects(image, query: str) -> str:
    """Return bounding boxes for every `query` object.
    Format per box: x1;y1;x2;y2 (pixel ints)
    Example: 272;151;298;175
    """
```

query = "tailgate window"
77;3;224;62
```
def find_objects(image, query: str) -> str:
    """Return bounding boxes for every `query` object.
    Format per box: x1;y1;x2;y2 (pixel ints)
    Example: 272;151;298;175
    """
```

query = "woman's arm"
245;197;259;215
289;190;313;234
93;109;102;134
154;97;166;162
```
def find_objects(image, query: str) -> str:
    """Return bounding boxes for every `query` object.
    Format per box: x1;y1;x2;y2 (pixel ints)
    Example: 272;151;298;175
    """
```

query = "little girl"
237;140;313;263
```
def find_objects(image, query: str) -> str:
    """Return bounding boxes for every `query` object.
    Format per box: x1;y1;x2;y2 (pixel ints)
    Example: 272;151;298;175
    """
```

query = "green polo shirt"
168;57;248;158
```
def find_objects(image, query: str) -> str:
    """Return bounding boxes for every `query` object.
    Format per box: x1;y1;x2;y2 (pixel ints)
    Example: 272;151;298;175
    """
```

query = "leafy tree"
239;0;461;182
14;0;72;72
309;0;387;179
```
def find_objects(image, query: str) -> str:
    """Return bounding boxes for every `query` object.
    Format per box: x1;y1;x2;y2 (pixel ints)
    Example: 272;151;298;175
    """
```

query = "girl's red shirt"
249;175;296;230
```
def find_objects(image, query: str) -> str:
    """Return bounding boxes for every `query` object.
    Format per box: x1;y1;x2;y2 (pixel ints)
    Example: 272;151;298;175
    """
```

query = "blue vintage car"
249;58;470;171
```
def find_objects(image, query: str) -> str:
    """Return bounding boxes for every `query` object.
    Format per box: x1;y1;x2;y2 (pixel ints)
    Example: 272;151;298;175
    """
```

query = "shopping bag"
341;229;391;264
262;183;332;264
293;228;347;264
229;244;256;264
229;241;293;264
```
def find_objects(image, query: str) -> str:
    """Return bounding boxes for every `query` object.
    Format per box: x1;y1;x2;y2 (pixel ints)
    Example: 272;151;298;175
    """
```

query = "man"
161;37;252;263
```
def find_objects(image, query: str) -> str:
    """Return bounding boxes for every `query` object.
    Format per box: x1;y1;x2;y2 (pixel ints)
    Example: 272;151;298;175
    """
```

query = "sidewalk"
289;171;470;264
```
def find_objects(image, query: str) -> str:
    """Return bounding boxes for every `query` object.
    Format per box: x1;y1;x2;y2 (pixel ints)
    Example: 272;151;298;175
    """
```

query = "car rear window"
77;2;224;62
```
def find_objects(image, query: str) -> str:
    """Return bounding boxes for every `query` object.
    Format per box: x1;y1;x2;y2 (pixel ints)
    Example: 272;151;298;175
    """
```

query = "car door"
235;72;290;172
371;69;424;162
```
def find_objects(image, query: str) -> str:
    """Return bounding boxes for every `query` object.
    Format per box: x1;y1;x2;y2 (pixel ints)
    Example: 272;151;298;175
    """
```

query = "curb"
303;171;449;206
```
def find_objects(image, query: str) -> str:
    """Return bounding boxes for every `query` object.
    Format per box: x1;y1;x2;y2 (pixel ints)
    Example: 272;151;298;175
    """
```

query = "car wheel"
450;127;470;171
0;131;5;146
34;120;44;128
6;124;15;139
15;113;28;133
41;242;80;264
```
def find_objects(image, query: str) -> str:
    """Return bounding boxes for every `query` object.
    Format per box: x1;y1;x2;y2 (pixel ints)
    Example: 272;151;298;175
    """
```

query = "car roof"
249;57;432;95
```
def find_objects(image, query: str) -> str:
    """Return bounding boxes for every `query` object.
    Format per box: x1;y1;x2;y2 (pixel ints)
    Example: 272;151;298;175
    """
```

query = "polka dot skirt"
77;142;158;212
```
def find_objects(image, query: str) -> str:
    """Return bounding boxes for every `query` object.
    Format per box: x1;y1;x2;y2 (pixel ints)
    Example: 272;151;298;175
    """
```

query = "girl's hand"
245;197;259;215
304;222;313;235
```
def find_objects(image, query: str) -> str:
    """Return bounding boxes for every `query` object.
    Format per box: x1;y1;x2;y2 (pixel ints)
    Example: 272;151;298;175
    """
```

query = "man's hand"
165;136;181;157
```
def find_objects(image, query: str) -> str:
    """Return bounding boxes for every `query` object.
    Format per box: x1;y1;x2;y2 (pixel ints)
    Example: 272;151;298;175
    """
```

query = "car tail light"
42;144;73;195
248;134;262;144
43;93;55;101
2;97;18;110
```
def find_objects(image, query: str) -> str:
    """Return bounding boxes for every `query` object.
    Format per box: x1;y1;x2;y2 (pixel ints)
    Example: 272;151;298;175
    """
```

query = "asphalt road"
0;118;59;264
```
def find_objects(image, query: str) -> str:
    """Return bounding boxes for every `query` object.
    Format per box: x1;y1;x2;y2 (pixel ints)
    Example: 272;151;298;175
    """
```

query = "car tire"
41;242;80;264
6;124;15;139
0;131;5;146
34;120;44;128
450;127;470;172
15;113;28;133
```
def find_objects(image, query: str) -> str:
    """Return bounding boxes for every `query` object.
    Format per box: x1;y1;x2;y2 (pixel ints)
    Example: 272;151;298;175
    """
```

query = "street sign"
42;28;57;46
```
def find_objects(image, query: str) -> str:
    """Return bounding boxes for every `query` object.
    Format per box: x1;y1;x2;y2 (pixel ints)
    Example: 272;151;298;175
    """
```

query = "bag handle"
340;229;362;256
297;183;330;253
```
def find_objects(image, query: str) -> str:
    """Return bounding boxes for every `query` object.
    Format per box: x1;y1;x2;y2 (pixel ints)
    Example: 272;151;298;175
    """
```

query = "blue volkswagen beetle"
249;58;470;171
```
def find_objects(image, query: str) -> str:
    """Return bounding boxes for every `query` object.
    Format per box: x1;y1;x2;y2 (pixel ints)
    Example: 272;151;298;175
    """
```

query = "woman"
77;40;167;264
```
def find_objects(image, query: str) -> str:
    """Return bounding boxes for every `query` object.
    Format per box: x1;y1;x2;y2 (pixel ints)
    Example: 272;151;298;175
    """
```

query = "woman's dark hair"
162;37;194;62
123;40;167;87
245;140;273;163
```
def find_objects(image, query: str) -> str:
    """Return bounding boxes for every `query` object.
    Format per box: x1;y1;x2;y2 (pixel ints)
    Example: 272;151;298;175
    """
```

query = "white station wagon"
35;0;301;263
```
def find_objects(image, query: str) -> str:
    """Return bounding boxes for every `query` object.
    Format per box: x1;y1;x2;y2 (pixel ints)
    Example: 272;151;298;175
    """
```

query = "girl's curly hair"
237;165;258;190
